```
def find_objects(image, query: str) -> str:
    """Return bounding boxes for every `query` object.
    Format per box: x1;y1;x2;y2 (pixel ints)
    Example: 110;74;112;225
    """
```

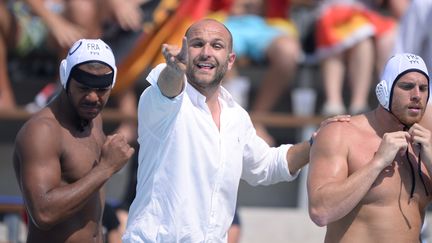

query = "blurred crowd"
0;0;428;242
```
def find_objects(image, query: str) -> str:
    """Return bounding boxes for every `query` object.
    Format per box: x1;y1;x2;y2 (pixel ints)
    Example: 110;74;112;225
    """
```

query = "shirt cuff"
279;144;301;181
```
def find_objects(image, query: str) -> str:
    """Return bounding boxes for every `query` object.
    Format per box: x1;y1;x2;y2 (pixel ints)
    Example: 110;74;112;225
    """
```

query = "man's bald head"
185;19;233;52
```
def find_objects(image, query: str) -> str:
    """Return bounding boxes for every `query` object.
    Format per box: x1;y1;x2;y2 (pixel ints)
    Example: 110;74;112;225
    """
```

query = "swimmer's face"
67;64;112;120
391;71;429;126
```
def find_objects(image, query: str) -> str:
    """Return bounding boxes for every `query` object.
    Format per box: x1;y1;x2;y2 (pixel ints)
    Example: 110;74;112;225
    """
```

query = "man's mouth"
81;104;100;113
407;104;422;113
197;62;215;70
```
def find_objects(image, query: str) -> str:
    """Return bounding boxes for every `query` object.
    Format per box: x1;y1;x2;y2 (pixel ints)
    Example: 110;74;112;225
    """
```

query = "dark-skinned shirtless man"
13;39;134;243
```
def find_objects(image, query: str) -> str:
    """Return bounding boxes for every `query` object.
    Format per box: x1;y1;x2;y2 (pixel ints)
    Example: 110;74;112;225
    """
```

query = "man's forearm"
286;140;310;174
157;65;184;98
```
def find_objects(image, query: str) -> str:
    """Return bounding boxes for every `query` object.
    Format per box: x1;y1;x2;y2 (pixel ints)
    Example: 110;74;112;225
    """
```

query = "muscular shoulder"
314;114;369;151
15;111;62;153
316;118;354;139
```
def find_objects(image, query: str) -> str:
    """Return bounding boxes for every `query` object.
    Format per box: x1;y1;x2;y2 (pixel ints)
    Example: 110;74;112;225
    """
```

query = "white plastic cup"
291;87;317;116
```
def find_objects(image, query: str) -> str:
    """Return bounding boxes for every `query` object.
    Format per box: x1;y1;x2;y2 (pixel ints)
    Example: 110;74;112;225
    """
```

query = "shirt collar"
185;81;236;108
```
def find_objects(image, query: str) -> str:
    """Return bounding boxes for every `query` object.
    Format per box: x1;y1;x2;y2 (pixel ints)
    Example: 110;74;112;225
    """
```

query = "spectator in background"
0;0;145;111
105;0;145;33
315;0;408;116
394;0;432;75
102;0;156;145
210;0;302;145
0;0;102;110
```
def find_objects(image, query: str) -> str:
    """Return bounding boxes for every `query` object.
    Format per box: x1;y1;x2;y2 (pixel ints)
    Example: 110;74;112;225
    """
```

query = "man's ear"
227;53;236;70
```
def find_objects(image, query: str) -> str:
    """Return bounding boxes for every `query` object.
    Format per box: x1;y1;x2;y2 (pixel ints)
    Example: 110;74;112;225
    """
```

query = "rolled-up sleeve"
241;119;299;186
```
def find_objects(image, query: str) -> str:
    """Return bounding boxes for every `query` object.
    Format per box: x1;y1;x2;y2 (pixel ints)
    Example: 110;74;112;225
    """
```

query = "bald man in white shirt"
123;19;348;242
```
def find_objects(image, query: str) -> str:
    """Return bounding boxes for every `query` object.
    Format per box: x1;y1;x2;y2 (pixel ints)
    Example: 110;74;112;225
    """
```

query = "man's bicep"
16;123;62;200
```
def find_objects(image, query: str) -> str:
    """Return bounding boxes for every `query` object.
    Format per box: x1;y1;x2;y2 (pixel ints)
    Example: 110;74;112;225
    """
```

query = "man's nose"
201;44;212;56
85;90;99;101
411;86;421;100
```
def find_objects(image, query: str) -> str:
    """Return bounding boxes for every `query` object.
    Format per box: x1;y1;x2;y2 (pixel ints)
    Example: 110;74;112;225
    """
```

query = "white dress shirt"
123;64;299;243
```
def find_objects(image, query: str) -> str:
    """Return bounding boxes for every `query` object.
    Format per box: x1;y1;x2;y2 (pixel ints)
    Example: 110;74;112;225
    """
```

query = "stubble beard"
186;63;227;91
66;91;93;132
393;106;425;127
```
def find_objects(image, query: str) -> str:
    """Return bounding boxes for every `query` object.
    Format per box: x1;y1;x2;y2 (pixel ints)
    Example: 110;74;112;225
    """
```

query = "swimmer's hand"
408;123;432;169
407;123;431;148
100;134;135;173
375;131;410;168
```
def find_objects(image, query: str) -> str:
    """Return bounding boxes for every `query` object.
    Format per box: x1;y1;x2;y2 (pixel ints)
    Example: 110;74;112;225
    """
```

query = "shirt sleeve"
241;115;300;186
137;63;186;143
146;63;166;86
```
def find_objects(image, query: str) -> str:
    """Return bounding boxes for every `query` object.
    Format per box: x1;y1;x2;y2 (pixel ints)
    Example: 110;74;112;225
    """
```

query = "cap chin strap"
383;109;429;199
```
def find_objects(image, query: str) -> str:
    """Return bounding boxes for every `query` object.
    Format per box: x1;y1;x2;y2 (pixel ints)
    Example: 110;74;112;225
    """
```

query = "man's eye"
420;86;429;92
399;83;415;90
191;42;203;48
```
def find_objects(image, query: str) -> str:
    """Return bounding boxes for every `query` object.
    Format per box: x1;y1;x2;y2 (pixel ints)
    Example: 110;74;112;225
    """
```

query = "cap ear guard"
376;80;389;110
60;59;68;89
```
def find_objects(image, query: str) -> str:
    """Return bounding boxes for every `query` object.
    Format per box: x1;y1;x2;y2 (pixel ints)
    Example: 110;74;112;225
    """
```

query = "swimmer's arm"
158;37;188;98
307;123;386;227
15;120;132;230
15;120;96;230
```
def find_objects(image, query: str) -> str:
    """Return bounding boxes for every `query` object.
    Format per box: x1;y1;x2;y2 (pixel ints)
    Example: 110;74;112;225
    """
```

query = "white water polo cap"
376;53;429;111
60;39;117;89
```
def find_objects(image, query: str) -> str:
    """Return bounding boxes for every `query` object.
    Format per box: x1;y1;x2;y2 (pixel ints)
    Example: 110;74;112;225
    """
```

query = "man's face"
185;20;236;91
391;71;429;126
67;64;112;121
